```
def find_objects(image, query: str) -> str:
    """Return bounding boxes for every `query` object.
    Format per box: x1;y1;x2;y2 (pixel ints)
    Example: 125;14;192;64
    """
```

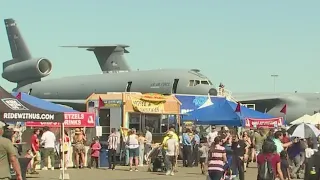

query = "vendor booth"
86;93;181;142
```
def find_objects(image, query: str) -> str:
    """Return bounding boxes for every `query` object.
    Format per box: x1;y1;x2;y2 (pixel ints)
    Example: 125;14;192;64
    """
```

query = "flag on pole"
280;104;287;114
235;102;241;113
16;92;22;100
98;97;104;110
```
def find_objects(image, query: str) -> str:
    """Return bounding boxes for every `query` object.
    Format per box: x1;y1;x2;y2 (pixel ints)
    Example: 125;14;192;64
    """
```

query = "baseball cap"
0;121;6;129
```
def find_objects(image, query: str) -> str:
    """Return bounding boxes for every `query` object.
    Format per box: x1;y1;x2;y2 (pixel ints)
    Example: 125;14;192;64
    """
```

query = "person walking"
163;131;179;176
30;129;40;174
192;131;200;167
40;126;56;170
108;128;118;170
207;136;227;180
182;128;193;167
0;121;22;180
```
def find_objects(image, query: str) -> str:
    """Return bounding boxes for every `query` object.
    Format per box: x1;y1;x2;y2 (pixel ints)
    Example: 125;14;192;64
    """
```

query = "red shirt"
31;134;40;152
257;153;281;174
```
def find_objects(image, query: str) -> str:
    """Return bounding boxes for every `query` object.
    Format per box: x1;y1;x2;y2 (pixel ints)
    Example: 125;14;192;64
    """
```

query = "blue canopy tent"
182;99;242;126
12;92;77;112
182;98;275;126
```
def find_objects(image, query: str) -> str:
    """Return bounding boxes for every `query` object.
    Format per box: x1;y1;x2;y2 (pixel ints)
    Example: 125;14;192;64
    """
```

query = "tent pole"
62;123;65;180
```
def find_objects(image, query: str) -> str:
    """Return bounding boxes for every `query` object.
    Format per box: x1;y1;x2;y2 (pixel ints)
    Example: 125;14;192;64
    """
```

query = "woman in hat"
73;128;86;168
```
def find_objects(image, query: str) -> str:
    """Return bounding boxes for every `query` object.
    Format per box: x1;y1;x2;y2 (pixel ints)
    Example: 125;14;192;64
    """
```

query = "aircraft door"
125;81;132;92
99;109;111;141
172;79;179;94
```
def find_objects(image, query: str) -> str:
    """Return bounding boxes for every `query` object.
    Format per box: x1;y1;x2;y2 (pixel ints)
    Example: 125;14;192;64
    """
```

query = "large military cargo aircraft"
3;18;320;123
2;18;217;110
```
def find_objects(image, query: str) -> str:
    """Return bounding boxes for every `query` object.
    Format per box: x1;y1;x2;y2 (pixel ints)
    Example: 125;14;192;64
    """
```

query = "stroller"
147;146;166;172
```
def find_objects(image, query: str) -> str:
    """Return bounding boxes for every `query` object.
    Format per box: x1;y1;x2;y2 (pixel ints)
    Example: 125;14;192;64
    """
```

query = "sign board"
131;98;164;113
244;117;283;128
141;93;167;102
25;112;95;127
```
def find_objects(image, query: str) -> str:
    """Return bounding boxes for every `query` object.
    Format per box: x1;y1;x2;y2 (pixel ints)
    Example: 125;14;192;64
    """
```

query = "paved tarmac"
25;164;259;180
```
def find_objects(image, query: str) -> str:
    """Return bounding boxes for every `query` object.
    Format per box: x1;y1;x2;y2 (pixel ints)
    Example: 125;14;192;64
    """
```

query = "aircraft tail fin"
4;18;31;61
3;19;52;88
61;45;131;73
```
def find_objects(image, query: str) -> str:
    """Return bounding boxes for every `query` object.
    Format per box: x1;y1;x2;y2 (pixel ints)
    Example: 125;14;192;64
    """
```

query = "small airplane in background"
2;18;320;123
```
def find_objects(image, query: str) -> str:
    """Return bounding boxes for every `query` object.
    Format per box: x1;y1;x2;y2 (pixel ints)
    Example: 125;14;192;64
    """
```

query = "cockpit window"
188;80;202;86
208;80;213;85
194;80;200;86
201;81;209;85
188;80;194;86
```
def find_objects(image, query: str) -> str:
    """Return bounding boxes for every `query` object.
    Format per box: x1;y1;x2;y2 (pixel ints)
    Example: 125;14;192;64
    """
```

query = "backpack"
258;155;276;180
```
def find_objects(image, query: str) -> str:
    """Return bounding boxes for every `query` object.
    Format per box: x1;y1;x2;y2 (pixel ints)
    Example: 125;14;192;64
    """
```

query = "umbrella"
287;123;320;138
290;114;313;125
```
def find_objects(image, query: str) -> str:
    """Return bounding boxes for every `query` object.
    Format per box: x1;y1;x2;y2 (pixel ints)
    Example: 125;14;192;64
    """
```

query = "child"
90;137;101;168
199;138;209;175
280;150;290;180
25;149;34;174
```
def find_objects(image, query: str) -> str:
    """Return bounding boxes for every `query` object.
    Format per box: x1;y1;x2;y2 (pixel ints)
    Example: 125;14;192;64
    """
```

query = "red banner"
244;117;283;128
25;112;95;127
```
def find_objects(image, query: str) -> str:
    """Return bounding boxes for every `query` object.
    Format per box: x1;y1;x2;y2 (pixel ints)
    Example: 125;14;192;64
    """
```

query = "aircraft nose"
208;88;218;96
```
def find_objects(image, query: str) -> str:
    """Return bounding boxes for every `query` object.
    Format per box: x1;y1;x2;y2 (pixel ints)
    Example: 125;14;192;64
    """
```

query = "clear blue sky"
0;0;319;93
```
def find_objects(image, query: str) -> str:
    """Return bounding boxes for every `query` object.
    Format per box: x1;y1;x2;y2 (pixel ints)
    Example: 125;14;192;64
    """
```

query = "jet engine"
2;58;52;83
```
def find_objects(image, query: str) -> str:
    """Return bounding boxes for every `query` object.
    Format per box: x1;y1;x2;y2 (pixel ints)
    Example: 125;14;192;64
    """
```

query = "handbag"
61;142;69;152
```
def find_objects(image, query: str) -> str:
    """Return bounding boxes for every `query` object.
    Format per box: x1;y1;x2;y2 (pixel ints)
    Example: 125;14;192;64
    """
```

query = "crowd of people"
2;120;320;180
202;126;320;180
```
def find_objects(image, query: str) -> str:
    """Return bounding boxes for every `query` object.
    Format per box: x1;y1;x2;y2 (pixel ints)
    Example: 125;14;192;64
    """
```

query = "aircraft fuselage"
17;69;217;100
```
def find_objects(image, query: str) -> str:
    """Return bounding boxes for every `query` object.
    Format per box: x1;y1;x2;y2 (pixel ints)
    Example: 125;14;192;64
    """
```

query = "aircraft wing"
44;99;86;104
234;94;283;102
45;99;86;110
61;44;129;51
234;94;284;112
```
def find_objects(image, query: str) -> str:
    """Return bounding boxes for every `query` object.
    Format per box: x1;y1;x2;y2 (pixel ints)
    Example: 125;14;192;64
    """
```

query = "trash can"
99;149;109;168
11;157;31;180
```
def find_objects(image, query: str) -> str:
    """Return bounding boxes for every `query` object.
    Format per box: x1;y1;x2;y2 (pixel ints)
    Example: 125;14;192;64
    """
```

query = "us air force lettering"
1;98;55;120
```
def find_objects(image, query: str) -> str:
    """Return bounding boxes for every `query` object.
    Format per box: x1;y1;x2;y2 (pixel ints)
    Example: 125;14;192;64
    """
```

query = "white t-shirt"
145;131;152;145
166;138;179;156
207;131;218;145
127;134;139;149
41;131;56;148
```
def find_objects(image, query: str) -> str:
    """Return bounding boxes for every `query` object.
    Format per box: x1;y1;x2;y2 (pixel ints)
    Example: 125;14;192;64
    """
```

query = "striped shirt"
108;133;118;150
208;144;226;172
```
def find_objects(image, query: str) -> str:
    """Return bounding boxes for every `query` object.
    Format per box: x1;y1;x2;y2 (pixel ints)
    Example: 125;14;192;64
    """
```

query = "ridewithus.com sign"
3;113;55;120
1;98;55;120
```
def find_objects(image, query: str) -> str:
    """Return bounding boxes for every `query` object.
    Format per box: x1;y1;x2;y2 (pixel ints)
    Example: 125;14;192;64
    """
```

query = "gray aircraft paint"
3;18;320;123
